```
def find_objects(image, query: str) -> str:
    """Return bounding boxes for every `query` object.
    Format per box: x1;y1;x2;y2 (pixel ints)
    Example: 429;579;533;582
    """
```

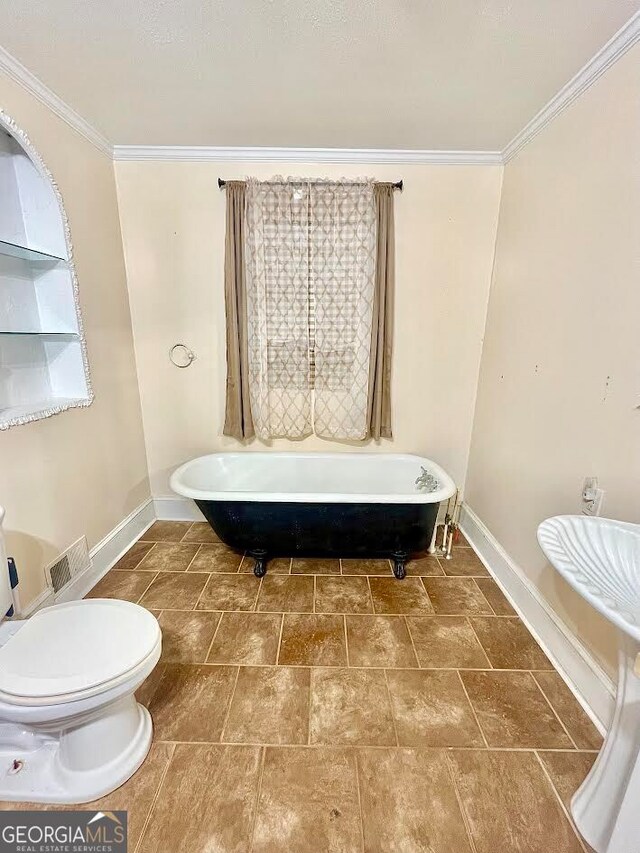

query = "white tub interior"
170;453;456;504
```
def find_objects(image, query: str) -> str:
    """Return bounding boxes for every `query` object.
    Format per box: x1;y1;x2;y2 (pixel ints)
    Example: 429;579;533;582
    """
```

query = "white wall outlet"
582;477;605;516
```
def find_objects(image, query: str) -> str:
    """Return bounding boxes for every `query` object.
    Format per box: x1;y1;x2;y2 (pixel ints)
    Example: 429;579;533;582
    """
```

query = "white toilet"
0;507;161;803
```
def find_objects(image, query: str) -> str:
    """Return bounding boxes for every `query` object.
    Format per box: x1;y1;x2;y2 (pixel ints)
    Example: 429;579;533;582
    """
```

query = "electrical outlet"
582;488;604;515
582;477;598;501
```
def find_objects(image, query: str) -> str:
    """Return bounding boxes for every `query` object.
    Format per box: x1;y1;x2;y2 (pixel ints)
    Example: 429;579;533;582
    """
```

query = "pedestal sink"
538;515;640;853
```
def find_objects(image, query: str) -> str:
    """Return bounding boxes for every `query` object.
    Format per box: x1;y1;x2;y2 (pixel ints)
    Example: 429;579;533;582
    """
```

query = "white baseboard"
23;498;156;612
153;496;205;521
460;504;615;733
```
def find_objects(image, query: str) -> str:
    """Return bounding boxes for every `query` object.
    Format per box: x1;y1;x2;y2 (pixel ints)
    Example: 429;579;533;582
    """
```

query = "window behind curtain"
244;178;376;441
224;177;393;442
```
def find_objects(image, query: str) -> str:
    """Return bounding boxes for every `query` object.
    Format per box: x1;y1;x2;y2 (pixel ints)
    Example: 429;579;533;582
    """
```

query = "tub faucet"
415;467;439;492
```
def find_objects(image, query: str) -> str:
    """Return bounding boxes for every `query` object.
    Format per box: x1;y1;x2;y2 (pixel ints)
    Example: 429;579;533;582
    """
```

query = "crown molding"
3;8;639;168
503;10;640;162
0;45;112;158
112;145;504;165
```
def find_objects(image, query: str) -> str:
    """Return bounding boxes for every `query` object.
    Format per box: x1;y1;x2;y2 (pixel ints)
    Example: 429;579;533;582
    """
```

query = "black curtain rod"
218;178;403;191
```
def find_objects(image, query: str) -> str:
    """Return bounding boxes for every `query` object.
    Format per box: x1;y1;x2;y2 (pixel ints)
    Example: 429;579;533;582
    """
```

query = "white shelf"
0;239;66;264
0;397;88;429
0;114;91;428
0;331;79;339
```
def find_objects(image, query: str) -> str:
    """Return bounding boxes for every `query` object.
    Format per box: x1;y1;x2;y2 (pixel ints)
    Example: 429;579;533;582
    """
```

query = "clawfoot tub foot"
392;553;407;580
250;550;268;578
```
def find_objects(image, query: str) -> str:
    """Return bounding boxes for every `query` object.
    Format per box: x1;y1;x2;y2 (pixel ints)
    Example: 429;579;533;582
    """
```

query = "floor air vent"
45;537;92;594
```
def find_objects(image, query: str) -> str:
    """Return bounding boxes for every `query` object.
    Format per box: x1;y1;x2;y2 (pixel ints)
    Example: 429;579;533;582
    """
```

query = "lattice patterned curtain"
226;177;392;442
245;179;313;438
310;181;377;439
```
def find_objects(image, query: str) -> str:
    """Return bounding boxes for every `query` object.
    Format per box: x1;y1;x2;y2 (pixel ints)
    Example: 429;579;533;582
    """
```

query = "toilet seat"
0;599;160;706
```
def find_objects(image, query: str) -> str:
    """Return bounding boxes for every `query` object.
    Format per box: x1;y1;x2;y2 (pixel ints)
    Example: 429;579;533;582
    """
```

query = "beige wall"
0;71;150;609
114;161;502;497
466;44;640;676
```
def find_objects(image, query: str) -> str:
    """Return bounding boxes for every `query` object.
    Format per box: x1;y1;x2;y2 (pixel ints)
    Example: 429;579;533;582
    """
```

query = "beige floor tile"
369;577;434;615
469;616;552;669
461;670;574;748
140;572;208;610
157;610;221;663
438;549;490;577
140;662;237;741
240;557;291;574
448;749;583;853
196;573;260;611
406;616;491;668
537;750;597;809
87;570;156;603
291;557;341;575
342;558;392;576
473;577;517;615
252;747;361;853
140;521;193;543
358;748;472;853
267;557;292;573
256;574;314;612
422;577;492;615
207;612;283;665
180;522;221;543
223;666;310;744
0;742;174;851
404;555;444;576
310;667;396;746
187;542;244;573
315;576;373;614
279;614;347;666
345;615;418;667
138;744;261;853
533;672;603;749
79;540;600;853
103;742;175;849
112;541;153;570
137;542;199;572
386;669;484;747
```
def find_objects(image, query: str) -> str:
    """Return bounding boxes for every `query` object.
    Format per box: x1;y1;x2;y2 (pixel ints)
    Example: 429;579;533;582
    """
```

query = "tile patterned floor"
3;520;602;853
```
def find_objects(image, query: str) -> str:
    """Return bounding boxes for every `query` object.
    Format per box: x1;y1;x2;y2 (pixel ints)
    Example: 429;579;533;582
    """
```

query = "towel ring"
169;343;195;368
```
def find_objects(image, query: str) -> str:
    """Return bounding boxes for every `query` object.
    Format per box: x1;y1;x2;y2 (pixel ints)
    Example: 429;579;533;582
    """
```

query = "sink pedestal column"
572;633;640;853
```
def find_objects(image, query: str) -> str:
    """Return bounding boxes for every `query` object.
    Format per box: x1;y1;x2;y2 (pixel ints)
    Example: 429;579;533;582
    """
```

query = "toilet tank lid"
0;599;160;701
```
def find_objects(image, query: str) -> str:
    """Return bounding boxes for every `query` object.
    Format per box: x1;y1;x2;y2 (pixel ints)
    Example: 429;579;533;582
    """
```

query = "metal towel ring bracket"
169;343;195;368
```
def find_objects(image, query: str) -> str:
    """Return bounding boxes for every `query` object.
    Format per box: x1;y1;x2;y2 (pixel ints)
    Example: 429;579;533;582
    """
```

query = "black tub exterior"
195;499;439;579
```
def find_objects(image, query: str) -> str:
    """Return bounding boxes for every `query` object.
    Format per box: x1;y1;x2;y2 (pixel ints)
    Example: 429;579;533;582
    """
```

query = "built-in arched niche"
0;109;92;430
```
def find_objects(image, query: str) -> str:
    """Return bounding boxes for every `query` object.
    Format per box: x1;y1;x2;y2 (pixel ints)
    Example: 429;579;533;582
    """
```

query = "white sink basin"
538;515;640;853
538;515;640;642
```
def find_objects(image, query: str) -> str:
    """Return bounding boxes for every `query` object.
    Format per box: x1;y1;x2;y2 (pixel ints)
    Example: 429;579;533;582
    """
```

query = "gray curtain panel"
223;181;254;440
367;183;395;439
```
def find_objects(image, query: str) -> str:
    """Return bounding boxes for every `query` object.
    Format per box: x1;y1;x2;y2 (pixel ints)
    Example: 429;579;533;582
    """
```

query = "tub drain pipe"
438;490;461;560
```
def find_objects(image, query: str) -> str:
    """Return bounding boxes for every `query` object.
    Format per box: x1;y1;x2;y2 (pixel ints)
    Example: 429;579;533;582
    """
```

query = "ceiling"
0;0;638;150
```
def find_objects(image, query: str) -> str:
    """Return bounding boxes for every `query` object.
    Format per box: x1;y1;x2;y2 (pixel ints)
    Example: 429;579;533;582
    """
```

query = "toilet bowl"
0;507;161;803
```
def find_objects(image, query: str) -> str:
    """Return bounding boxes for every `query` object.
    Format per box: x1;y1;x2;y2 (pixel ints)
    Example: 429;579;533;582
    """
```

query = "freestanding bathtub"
170;453;456;579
